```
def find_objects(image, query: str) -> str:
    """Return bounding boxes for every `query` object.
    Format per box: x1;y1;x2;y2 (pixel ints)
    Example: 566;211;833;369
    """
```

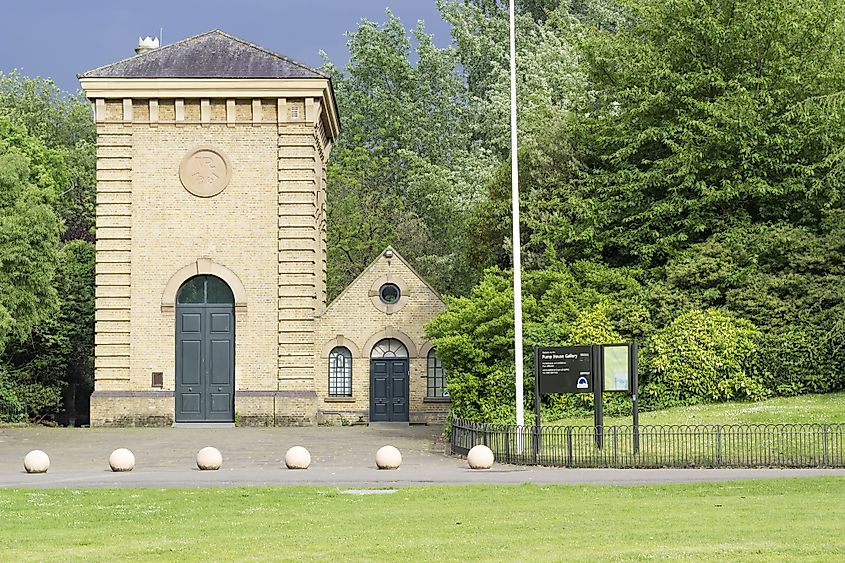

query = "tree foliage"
554;0;845;267
426;263;648;421
0;74;94;421
0;117;63;352
324;2;588;298
429;0;845;421
0;72;96;242
323;13;496;298
1;240;95;419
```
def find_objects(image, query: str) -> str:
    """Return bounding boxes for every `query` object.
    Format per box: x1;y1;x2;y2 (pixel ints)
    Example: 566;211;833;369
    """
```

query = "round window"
379;283;401;305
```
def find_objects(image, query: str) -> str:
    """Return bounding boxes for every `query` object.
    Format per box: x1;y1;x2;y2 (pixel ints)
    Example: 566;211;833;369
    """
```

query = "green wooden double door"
370;359;409;422
175;276;235;423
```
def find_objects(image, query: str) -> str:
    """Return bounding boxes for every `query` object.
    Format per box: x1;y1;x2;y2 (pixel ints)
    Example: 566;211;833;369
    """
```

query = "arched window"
328;347;352;397
370;338;409;359
427;349;447;398
176;275;234;304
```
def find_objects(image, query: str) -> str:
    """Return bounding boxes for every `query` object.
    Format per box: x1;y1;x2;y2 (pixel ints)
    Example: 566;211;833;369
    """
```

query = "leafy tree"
0;72;96;241
557;0;845;267
323;12;496;298
441;0;586;157
0;75;95;421
474;0;845;269
467;121;588;271
2;241;95;420
0;116;63;352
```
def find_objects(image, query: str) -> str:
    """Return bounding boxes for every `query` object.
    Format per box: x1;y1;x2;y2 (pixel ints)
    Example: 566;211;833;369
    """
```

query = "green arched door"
175;275;235;423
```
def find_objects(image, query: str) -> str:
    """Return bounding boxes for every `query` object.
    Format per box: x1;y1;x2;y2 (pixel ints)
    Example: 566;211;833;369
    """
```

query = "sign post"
533;347;541;464
535;346;595;454
631;343;639;453
534;343;639;454
592;344;603;449
600;343;639;453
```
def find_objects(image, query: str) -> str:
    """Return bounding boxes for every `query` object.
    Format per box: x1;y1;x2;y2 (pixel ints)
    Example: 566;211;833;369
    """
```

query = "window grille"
427;349;447;398
370;338;408;358
329;346;352;396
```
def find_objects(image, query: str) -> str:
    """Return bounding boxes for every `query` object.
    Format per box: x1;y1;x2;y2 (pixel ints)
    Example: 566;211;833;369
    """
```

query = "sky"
0;0;452;93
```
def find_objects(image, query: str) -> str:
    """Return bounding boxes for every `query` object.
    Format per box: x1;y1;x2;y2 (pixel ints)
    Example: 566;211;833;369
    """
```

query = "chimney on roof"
135;36;160;54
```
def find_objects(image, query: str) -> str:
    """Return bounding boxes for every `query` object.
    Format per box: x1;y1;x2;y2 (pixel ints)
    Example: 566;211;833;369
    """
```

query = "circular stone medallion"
179;146;232;197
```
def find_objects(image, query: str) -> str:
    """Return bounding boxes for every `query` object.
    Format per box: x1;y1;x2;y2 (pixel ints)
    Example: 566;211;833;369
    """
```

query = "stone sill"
324;397;356;403
423;397;451;404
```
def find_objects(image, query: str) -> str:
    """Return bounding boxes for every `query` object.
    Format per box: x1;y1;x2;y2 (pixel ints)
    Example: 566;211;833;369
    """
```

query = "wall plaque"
179;146;232;197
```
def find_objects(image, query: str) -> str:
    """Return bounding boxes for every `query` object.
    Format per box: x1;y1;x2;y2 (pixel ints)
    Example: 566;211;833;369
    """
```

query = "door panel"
210;313;230;333
204;307;234;422
370;360;390;422
182;313;201;333
210;393;230;414
389;360;409;421
209;340;230;385
175;308;204;422
180;340;202;385
181;394;202;414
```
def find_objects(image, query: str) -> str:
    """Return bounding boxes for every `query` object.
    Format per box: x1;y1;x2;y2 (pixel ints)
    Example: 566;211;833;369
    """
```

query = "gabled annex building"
79;30;449;426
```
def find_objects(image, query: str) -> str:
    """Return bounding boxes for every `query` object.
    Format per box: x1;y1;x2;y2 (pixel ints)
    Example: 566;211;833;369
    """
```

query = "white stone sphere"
467;445;495;469
196;446;223;470
24;450;50;474
109;448;135;472
284;446;311;469
375;445;402;470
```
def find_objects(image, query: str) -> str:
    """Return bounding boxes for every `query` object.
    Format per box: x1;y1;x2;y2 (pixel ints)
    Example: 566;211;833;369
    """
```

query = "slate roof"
79;30;328;79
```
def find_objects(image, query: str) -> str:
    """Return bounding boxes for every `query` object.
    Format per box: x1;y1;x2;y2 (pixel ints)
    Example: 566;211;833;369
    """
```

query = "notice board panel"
536;346;593;394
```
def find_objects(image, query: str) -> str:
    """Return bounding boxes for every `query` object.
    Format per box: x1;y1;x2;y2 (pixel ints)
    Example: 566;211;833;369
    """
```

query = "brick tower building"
79;31;449;426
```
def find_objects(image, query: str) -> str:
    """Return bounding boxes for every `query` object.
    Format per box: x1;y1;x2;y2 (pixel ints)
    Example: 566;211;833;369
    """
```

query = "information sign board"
536;346;593;394
533;342;639;454
602;344;631;392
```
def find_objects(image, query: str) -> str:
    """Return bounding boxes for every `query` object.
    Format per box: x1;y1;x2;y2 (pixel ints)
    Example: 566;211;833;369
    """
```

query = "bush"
428;266;646;423
543;302;633;420
746;322;845;397
0;368;25;422
13;380;63;419
644;309;765;404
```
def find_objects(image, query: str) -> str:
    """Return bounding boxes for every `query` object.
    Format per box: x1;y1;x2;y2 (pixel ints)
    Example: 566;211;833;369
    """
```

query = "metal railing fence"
450;417;845;468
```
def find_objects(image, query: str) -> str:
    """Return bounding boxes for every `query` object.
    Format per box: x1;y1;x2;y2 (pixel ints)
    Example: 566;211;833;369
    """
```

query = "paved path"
1;425;843;488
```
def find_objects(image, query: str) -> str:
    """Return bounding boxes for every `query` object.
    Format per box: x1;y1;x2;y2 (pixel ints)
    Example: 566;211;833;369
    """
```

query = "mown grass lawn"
1;479;844;561
548;391;845;426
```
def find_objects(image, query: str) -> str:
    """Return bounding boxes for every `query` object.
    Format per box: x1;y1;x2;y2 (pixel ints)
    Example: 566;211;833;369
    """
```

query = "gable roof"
79;30;328;79
322;247;445;316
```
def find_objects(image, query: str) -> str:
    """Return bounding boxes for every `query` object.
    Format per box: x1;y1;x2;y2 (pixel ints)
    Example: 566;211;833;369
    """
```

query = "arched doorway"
370;338;409;422
175;275;235;423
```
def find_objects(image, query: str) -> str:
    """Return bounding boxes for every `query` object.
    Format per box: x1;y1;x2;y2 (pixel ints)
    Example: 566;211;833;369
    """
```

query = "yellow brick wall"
90;393;173;426
129;123;280;393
